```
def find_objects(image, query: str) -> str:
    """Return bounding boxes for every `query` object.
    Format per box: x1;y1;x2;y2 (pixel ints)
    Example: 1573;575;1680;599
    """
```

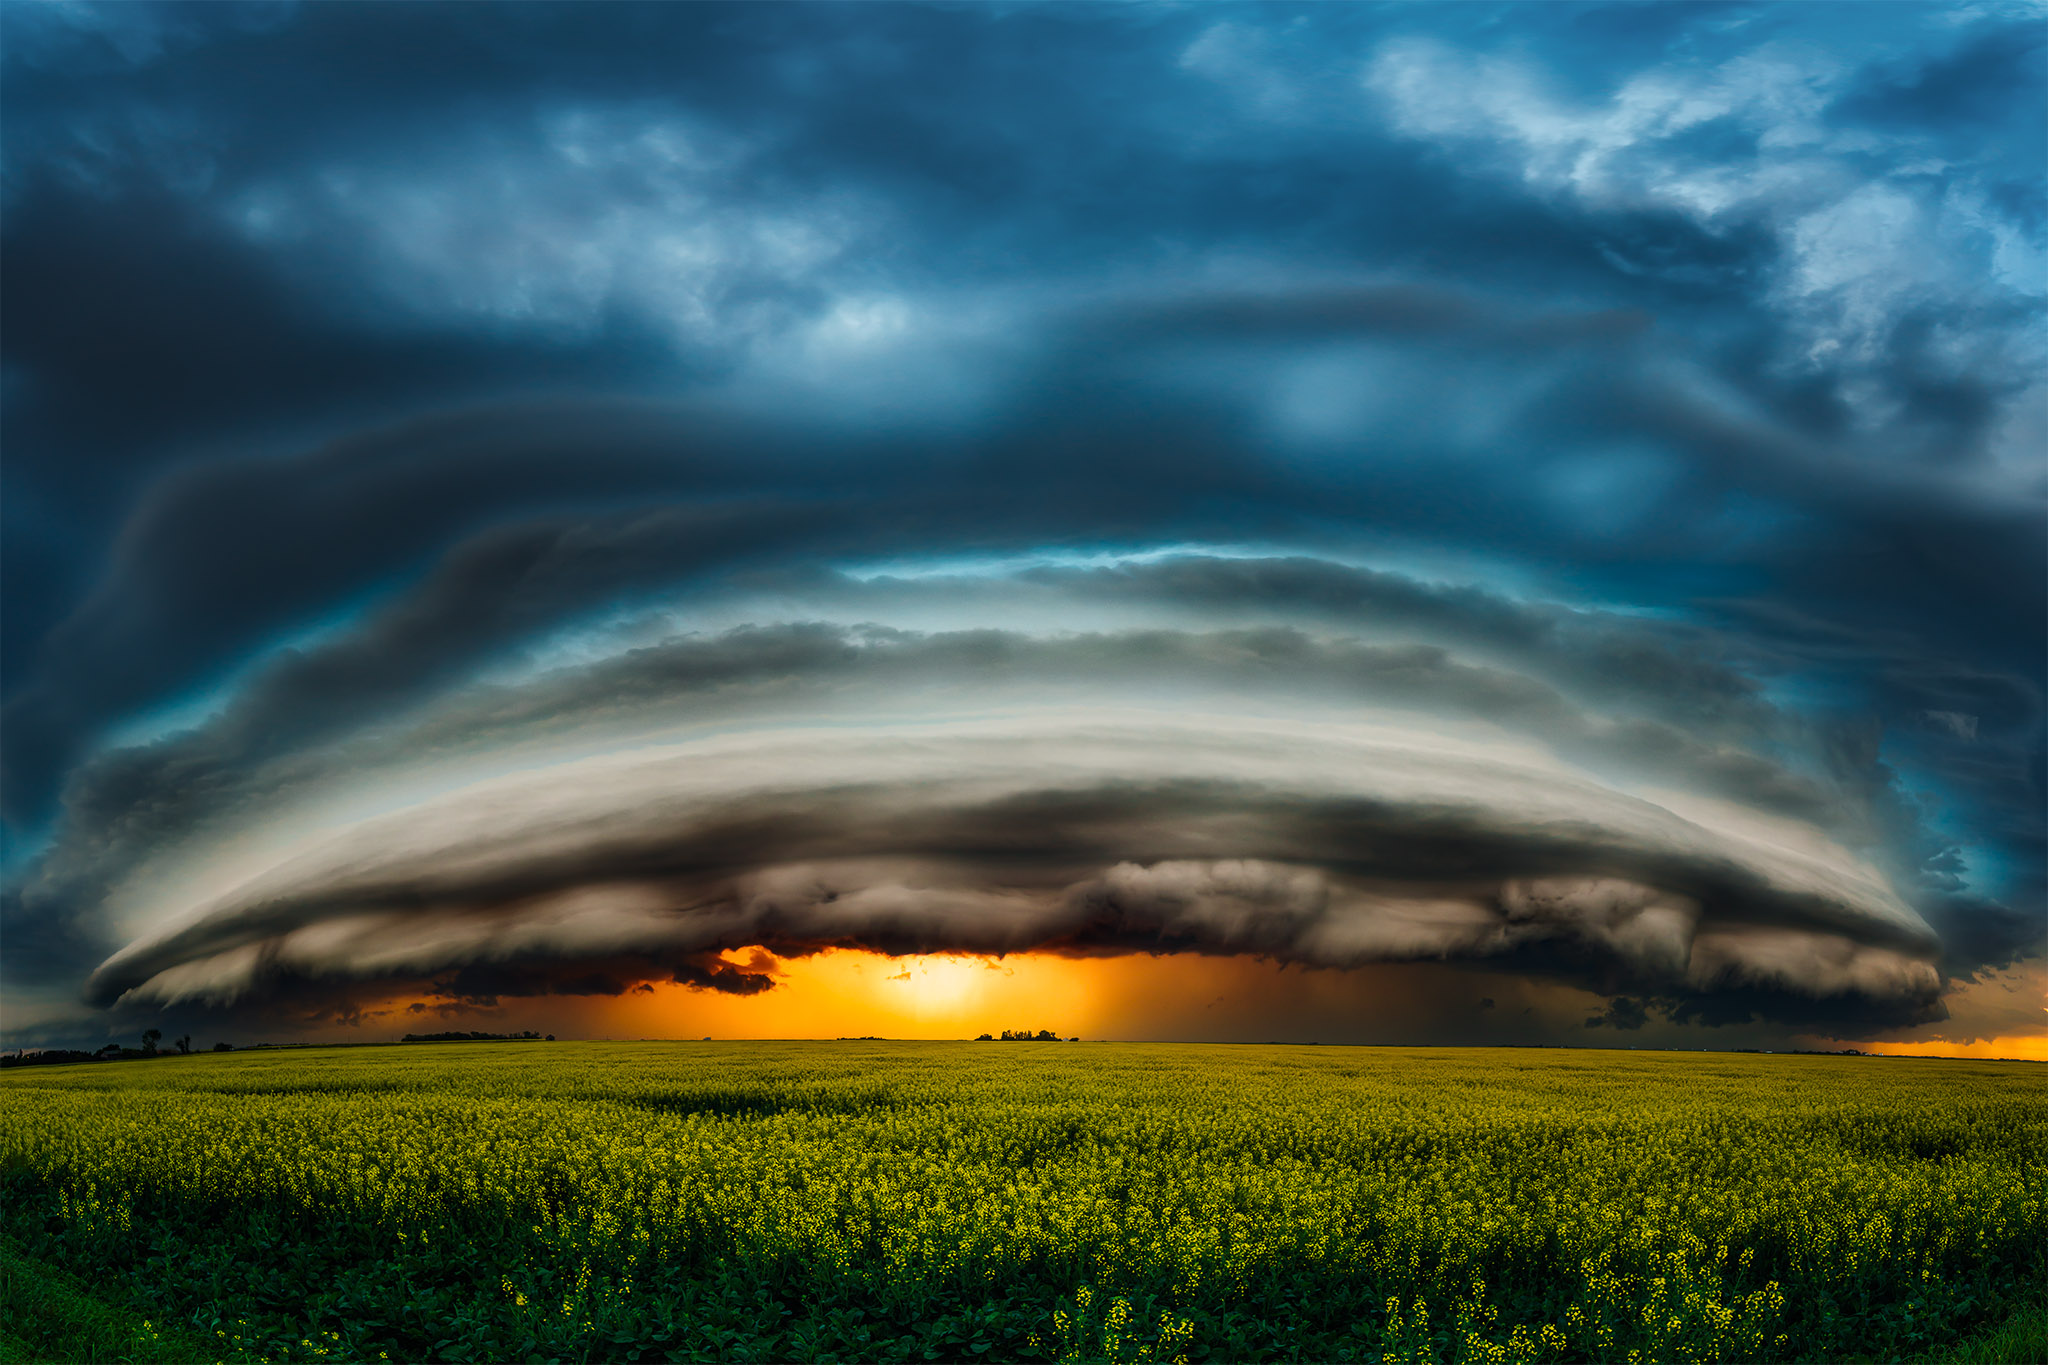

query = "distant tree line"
4;1026;563;1069
974;1029;1078;1041
3;1028;209;1068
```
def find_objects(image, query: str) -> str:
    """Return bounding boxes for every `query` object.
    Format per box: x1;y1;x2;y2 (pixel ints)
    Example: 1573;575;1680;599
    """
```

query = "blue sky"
2;1;2041;1048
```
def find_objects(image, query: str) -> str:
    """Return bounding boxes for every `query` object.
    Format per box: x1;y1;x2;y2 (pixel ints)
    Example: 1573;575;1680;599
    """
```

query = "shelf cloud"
83;708;1941;1022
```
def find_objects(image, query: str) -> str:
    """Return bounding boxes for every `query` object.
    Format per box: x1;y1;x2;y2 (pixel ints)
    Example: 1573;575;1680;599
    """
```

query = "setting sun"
590;949;1103;1040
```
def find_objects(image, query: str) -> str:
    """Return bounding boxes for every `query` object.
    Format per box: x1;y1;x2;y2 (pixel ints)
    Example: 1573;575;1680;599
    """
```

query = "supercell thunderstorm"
2;3;2041;1045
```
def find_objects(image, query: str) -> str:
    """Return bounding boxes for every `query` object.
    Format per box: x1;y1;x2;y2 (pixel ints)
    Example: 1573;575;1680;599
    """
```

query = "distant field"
2;1043;2042;1363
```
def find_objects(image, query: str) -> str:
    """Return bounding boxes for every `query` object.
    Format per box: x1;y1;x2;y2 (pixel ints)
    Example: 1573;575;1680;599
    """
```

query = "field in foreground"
1;1043;2042;1364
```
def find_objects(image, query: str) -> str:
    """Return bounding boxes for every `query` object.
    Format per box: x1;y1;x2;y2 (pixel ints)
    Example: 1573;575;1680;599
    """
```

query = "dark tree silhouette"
141;1028;162;1056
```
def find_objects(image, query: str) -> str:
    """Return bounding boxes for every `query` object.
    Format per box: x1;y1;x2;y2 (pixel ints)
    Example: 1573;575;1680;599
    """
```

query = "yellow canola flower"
0;1041;2041;1364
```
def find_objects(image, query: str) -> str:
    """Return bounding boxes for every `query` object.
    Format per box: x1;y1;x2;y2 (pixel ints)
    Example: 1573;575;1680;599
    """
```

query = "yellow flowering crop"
1;1042;2039;1363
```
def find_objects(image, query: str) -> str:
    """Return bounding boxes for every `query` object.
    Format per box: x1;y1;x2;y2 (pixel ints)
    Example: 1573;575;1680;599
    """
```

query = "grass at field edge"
0;1234;210;1364
1927;1301;2048;1365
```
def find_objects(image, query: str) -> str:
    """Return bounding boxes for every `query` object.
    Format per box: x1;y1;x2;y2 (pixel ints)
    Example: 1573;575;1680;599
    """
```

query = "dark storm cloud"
1016;556;1776;733
1584;996;1649;1031
1104;286;1655;350
80;749;1941;1026
7;0;2026;532
1;402;804;818
16;611;1882;991
430;954;779;1005
3;2;2039;1045
6;315;2037;1032
12;279;2034;823
1835;23;2048;152
0;380;1260;821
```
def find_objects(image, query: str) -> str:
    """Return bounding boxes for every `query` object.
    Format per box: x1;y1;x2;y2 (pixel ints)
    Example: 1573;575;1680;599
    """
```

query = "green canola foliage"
1;1043;2041;1364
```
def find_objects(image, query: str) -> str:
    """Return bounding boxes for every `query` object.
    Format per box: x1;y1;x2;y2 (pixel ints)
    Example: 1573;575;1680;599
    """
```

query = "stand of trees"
4;1027;563;1069
0;1049;100;1068
973;1029;1077;1041
4;1030;215;1068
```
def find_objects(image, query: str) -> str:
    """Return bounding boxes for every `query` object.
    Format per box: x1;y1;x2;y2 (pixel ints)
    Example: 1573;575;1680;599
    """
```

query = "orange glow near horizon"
321;948;2048;1055
1858;1036;2048;1062
561;947;1605;1044
324;949;1584;1045
600;950;1133;1040
1846;963;2048;1063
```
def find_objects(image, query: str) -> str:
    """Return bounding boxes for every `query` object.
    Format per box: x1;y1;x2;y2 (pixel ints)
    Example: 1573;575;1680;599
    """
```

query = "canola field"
1;1042;2042;1364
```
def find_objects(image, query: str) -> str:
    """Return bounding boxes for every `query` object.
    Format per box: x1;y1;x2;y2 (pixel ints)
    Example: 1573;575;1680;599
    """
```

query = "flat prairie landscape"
1;1043;2042;1364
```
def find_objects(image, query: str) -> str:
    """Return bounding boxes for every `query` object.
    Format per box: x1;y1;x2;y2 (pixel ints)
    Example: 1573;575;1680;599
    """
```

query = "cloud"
5;292;2035;1036
74;710;1940;1028
1584;996;1650;1030
9;603;1897;986
1925;710;1979;741
2;3;2039;1048
1359;23;2045;499
0;401;826;820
